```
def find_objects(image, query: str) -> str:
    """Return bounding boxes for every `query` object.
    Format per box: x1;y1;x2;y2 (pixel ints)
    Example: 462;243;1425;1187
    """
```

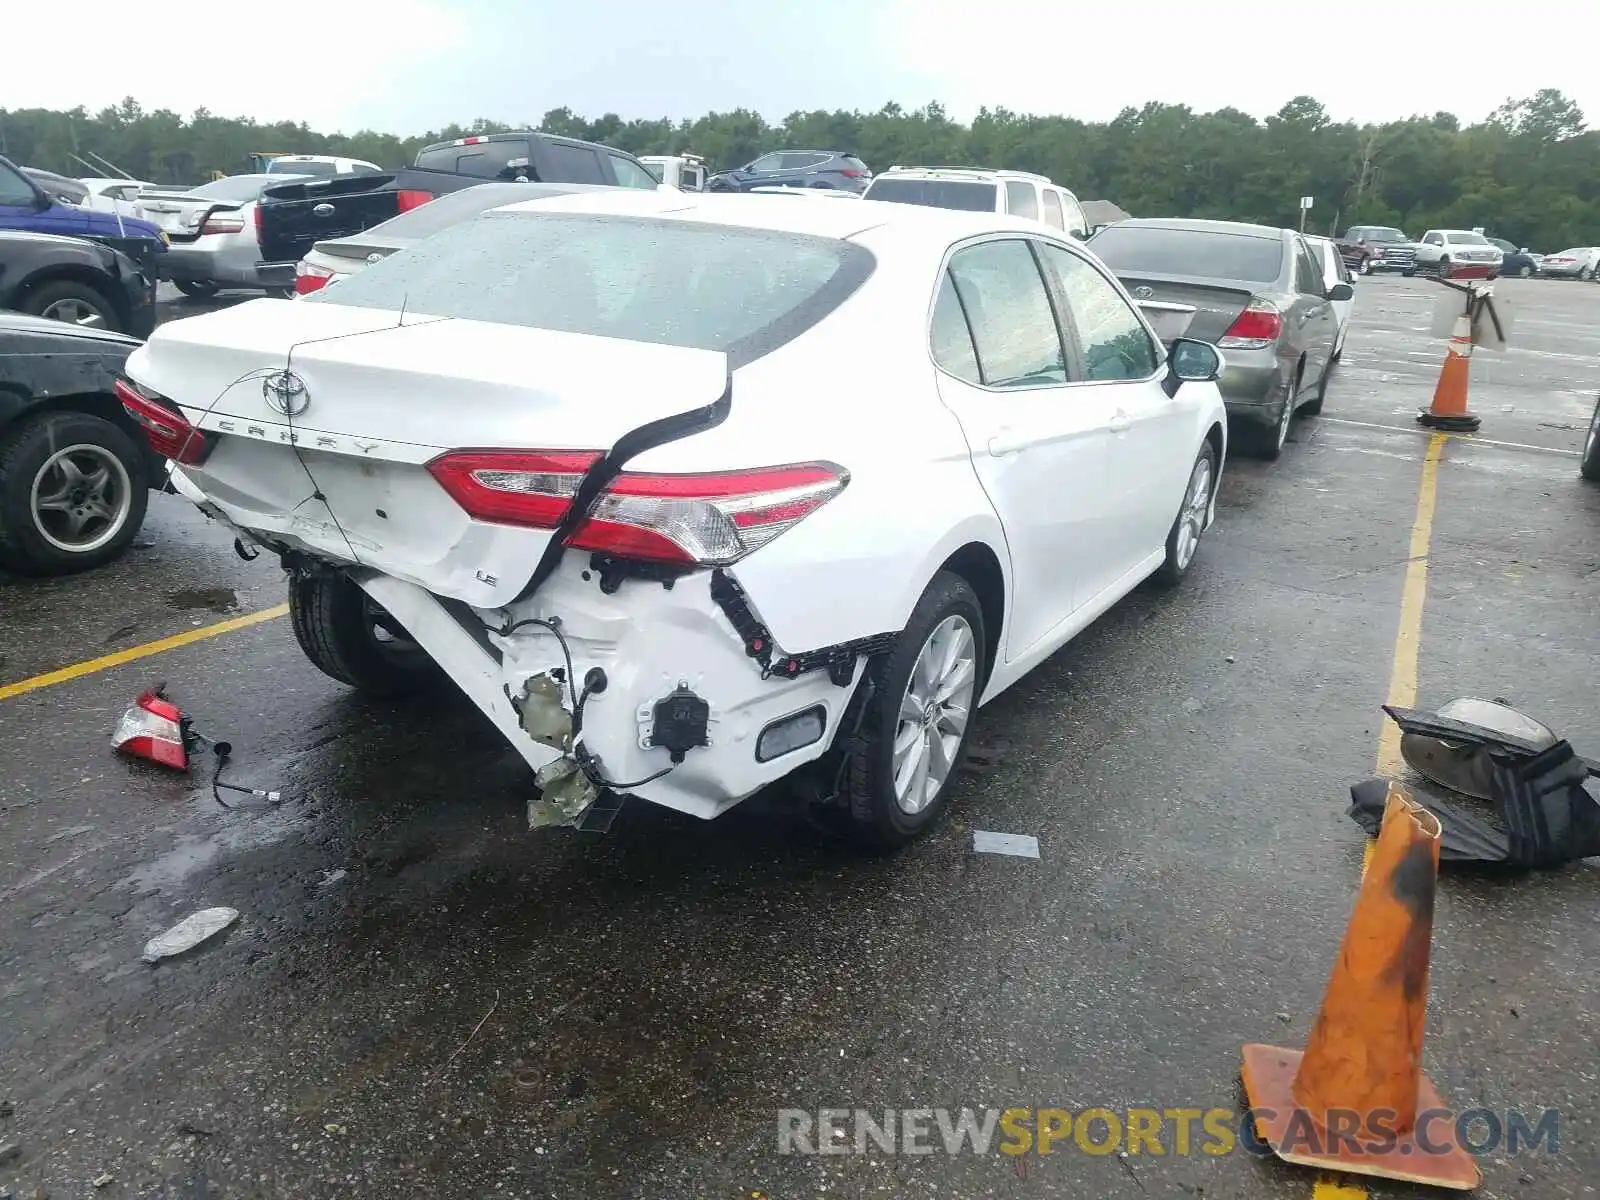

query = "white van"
863;166;1089;238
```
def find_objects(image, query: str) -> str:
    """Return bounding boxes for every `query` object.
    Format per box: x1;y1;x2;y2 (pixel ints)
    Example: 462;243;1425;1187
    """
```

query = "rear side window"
541;142;607;184
1089;226;1285;284
1004;181;1039;221
361;183;561;239
780;153;830;170
865;178;997;212
930;271;982;384
1041;190;1064;230
1294;241;1323;294
308;212;875;365
945;239;1066;388
416;139;536;181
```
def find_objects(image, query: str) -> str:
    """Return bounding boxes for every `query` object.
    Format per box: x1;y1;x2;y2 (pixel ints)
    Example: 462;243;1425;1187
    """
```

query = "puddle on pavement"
166;587;239;614
121;802;308;895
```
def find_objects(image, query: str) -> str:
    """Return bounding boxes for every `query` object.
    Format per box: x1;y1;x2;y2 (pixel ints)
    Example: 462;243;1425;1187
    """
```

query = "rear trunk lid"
1109;273;1256;344
256;174;403;264
127;299;730;609
137;191;243;244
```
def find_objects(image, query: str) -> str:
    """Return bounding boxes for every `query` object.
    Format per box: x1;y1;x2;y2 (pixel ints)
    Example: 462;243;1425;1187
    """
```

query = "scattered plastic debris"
0;1140;19;1165
317;868;347;888
91;1173;114;1188
141;907;240;963
972;831;1041;859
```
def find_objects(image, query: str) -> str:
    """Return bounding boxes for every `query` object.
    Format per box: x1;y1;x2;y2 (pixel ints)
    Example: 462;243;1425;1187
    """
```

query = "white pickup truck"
1412;229;1504;277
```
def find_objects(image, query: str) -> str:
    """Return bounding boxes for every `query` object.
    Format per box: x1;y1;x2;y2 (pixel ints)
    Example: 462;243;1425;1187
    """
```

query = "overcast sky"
4;0;1596;136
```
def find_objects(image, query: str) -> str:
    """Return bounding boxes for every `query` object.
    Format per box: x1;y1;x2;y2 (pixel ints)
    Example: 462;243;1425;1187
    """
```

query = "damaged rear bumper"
358;561;865;821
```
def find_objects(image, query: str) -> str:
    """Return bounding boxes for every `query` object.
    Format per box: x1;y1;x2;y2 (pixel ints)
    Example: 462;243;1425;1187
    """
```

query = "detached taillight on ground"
201;213;245;235
1218;298;1283;350
112;688;189;770
114;378;215;465
295;260;337;294
426;450;849;566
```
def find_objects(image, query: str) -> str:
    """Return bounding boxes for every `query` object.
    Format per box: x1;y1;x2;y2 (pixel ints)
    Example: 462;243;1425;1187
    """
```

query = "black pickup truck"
254;131;662;287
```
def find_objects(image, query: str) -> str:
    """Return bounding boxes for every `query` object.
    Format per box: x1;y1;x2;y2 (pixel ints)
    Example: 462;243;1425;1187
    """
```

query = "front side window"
1039;244;1159;382
0;161;39;207
945;239;1066;389
748;153;784;173
608;153;659;189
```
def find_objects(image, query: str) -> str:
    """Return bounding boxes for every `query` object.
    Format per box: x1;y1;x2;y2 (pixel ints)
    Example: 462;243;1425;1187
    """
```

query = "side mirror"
1327;282;1354;302
1163;338;1223;396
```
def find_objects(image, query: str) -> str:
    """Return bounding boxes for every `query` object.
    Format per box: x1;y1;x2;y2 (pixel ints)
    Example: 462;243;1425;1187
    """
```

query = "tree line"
1;90;1595;251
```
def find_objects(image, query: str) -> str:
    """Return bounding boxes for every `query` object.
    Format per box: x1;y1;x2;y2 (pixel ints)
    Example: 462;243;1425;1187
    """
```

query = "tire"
1358;257;1373;275
1299;355;1333;417
1518;265;1534;278
1580;396;1600;483
1331;323;1347;364
174;280;219;299
21;280;121;334
1244;367;1300;461
1152;441;1218;588
288;570;439;696
838;571;986;852
1437;257;1451;278
0;410;149;576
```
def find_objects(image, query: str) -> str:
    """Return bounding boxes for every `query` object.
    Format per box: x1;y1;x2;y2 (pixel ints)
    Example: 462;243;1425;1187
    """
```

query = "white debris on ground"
141;907;240;963
971;831;1041;859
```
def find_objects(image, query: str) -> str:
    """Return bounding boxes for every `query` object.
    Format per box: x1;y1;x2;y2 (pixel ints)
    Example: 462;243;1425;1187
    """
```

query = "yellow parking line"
1314;431;1448;1200
0;603;289;703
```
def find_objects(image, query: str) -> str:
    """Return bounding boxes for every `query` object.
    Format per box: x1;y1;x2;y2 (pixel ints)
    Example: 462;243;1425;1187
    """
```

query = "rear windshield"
1444;231;1488;245
415;139;534;180
267;160;337;177
1088;225;1285;284
866;178;996;212
307;212;875;363
183;175;309;201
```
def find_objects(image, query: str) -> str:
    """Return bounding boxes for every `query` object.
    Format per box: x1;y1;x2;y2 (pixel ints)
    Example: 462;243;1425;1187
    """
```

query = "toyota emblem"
262;370;311;417
1133;286;1155;300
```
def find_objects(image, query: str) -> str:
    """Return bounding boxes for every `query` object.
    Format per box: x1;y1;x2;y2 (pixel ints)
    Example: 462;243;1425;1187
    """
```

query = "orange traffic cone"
1418;313;1482;432
1240;784;1481;1190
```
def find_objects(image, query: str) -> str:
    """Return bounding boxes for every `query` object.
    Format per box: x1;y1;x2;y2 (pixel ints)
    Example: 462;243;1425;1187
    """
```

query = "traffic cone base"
1241;1044;1479;1189
1240;785;1481;1190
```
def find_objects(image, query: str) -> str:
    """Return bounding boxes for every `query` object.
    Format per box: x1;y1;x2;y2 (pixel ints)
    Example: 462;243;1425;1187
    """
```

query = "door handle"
986;429;1026;457
1108;410;1132;434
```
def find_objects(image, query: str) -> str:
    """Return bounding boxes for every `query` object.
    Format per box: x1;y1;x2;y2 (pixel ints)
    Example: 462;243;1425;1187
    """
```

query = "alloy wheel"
30;443;132;553
892;614;978;815
40;297;108;329
1173;457;1214;571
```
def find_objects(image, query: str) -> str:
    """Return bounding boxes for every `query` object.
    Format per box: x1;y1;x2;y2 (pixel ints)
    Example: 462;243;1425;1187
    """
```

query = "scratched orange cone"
1417;313;1482;433
1240;784;1481;1190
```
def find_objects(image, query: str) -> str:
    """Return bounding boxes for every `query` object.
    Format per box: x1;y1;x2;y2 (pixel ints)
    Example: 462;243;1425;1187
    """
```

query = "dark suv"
707;150;871;193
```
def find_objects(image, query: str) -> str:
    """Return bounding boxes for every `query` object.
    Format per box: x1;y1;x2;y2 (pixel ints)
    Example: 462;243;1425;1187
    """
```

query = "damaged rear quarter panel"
0;323;142;438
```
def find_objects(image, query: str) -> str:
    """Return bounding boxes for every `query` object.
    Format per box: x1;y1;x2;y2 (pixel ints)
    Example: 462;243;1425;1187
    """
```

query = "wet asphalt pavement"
2;278;1599;1199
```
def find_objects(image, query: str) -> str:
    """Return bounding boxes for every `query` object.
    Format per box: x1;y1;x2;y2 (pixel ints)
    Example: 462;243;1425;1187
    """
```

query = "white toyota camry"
119;191;1228;849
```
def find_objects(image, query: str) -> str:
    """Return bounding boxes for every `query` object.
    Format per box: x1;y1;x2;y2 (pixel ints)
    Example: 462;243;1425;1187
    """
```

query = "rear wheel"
1580;397;1600;482
1358;257;1373;275
1437;257;1452;278
1299;356;1333;417
1518;264;1534;278
838;571;986;852
288;570;439;696
0;410;149;576
23;280;120;333
174;280;219;299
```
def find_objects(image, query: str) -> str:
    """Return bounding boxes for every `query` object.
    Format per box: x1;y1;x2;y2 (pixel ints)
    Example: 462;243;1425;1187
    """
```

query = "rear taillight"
396;189;435;213
1218;299;1283;350
295;260;336;294
840;168;864;178
426;450;849;566
253;204;263;241
114;378;214;465
201;214;244;235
